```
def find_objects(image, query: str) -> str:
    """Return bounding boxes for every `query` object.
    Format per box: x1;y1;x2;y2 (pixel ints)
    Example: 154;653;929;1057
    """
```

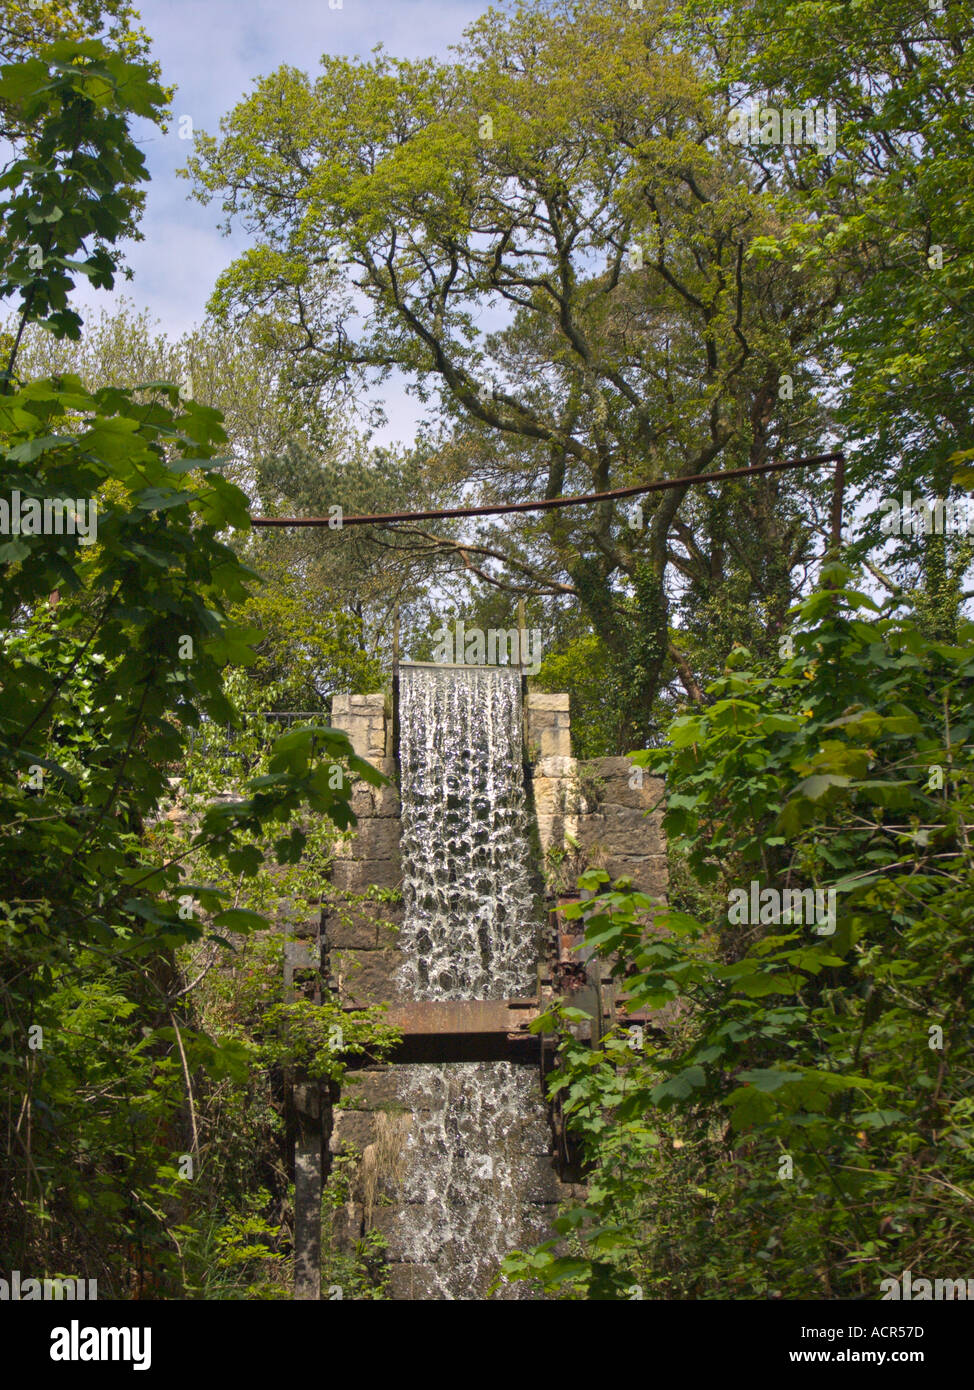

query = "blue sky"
85;0;490;441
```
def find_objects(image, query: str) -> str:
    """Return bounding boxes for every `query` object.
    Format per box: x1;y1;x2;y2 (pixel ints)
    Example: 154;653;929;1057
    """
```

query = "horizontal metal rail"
367;998;541;1038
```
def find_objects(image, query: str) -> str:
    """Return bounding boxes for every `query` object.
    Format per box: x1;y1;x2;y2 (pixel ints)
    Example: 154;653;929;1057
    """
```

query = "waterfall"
391;664;550;1298
397;664;537;1001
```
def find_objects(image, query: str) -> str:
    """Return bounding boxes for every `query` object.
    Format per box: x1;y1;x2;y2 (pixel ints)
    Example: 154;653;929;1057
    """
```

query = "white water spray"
392;665;550;1298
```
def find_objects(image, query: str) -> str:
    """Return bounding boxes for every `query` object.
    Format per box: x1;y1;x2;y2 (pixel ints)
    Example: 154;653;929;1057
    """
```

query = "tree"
0;0;150;64
186;0;841;742
8;304;399;703
249;436;445;669
0;37;385;1291
701;0;974;633
5;301;323;489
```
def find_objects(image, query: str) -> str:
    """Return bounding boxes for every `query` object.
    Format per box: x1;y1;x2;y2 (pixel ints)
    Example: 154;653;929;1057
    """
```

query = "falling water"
391;664;551;1299
397;664;537;1001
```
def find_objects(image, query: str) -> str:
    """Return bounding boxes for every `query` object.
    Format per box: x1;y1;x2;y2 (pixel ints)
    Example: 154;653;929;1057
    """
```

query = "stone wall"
526;693;667;900
326;693;402;1007
324;692;408;1288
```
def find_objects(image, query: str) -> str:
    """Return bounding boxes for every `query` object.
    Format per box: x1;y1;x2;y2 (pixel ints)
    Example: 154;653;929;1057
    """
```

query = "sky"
81;0;492;443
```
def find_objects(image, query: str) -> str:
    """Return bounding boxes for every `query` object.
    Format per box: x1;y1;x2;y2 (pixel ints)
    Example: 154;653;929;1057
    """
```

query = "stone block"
532;776;580;818
341;1067;404;1108
534;813;580;855
533;754;576;780
331;947;404;1005
527;693;570;712
349;770;400;819
588;853;668;897
576;805;665;858
340;726;371;759
334;816;401;862
385;1263;442;1301
539;726;571;758
322;902;402;950
330;857;402;893
330;693;389;758
580;755;632;780
578;757;665;810
368;1206;418;1252
329;1109;377;1153
349;694;385;711
527;708;569;731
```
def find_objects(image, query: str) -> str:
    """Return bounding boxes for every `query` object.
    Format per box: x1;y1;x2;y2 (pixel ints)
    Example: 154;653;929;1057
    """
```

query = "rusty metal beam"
338;993;666;1066
360;998;541;1038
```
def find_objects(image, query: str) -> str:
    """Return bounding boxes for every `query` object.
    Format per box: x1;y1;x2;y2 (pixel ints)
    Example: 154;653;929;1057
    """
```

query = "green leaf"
651;1066;706;1103
211;909;269;933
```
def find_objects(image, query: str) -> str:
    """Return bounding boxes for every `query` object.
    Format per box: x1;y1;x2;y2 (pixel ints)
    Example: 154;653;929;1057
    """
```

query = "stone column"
325;692;403;1003
324;691;408;1276
526;693;580;870
525;691;668;901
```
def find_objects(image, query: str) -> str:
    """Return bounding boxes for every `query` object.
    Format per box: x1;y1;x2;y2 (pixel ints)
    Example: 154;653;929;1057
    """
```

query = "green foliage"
0;39;166;352
6;300;333;494
701;0;974;625
533;632;630;757
224;558;382;710
0;0;152;67
504;570;974;1298
0;39;392;1295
